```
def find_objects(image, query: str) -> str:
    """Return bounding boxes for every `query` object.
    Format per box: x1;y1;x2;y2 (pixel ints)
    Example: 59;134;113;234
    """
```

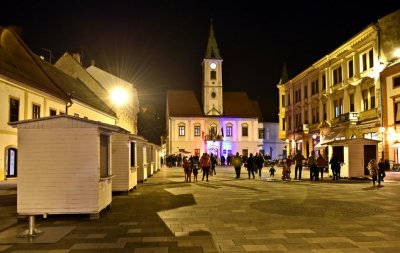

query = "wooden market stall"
9;115;128;219
136;138;148;183
327;138;380;178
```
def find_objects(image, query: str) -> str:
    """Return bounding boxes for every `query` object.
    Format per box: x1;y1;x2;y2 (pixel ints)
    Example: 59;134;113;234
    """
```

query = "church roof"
167;90;261;119
205;20;222;59
167;90;203;117
278;62;289;84
223;92;261;119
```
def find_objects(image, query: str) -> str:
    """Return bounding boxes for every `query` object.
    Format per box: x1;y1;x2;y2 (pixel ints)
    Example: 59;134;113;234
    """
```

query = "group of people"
182;153;218;182
368;158;386;186
180;150;387;186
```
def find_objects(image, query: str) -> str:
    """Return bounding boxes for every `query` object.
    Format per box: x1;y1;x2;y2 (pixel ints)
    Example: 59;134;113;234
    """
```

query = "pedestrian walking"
316;153;327;180
269;164;276;178
246;153;256;179
329;153;340;180
293;150;306;180
377;158;386;185
256;153;265;178
200;153;211;182
232;152;242;179
368;159;379;186
307;151;318;181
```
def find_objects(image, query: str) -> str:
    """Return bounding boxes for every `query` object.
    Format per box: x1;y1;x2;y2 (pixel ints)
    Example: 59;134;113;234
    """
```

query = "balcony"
331;112;359;126
205;134;223;141
358;108;379;122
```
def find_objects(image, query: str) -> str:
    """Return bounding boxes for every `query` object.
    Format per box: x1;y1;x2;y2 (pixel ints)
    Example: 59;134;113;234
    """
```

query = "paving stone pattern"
1;166;400;252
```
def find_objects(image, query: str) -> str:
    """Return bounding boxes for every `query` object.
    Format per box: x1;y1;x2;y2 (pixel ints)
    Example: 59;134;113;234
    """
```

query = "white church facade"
166;23;266;159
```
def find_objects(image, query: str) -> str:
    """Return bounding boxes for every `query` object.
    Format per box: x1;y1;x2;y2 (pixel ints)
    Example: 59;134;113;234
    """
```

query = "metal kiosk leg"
18;215;42;238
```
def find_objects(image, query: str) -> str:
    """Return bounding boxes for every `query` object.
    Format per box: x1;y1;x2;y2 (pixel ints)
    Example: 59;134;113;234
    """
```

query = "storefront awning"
314;128;346;150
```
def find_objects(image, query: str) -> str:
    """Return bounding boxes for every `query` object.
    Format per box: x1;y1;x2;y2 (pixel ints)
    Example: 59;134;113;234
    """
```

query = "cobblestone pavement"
1;166;400;252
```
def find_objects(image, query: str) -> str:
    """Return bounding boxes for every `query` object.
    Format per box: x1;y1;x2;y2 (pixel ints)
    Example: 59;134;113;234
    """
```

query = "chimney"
72;53;81;65
91;59;95;66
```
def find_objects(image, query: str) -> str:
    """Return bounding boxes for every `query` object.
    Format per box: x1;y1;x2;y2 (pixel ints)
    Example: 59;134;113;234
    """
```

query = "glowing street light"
110;87;129;107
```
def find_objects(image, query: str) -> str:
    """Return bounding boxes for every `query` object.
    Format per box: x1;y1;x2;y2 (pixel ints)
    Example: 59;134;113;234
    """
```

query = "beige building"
277;9;400;177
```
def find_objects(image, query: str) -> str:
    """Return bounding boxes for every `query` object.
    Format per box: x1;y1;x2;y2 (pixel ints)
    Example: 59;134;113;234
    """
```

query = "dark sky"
2;1;400;144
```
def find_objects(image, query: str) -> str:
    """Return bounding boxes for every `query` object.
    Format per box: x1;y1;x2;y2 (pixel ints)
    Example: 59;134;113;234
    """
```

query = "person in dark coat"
329;153;341;180
255;153;265;178
246;153;256;179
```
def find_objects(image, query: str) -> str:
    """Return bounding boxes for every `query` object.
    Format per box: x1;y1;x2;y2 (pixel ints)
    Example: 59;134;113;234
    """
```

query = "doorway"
364;145;377;175
6;148;17;178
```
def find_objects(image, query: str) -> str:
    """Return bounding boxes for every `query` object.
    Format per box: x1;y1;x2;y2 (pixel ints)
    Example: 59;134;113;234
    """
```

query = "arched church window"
226;123;233;137
242;123;248;137
178;122;185;136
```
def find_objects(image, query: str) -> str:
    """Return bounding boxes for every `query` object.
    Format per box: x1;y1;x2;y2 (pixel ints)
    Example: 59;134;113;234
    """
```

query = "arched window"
226;123;233;137
242;123;248;137
178;122;185;136
194;123;201;136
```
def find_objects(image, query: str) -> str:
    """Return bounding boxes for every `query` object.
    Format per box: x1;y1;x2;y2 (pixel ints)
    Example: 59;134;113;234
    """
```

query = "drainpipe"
65;92;74;115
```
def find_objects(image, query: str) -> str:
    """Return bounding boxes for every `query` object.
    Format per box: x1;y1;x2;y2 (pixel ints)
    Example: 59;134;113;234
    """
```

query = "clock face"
211;92;216;98
210;63;217;69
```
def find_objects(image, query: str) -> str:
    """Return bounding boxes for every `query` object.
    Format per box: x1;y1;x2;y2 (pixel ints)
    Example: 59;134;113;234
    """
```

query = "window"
242;124;248;137
348;60;354;78
281;95;285;107
361;49;374;71
210;124;217;135
395;102;400;124
179;125;185;136
350;94;355;112
312;107;319;124
394;76;400;88
226;124;233;137
100;134;110;177
322;74;326;90
334;99;343;117
210;70;216;80
363;132;378;140
282;117;286;131
242;149;248;157
288;94;291;106
258;128;265;139
370;87;375;109
311;79;319;95
363;89;369;111
194;125;200;136
304;109;308;124
9;98;19;122
32;104;40;119
50;108;57;116
130;142;136;167
304;85;308;98
333;66;342;85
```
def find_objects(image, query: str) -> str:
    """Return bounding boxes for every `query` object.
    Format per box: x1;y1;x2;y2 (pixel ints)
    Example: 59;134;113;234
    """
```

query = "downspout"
65;92;73;115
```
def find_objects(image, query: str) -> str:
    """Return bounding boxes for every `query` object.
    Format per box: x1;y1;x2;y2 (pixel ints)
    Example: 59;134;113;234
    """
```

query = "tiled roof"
0;27;115;117
167;90;203;117
167;90;262;119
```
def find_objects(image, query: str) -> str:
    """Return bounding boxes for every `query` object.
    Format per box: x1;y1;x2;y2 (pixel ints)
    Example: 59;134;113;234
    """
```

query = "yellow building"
0;27;141;181
277;9;400;177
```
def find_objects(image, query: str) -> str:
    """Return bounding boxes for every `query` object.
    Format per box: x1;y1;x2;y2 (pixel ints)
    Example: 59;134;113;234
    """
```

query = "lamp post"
380;127;385;160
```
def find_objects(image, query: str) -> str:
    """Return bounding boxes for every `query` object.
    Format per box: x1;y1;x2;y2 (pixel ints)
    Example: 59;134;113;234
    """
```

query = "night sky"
2;1;400;144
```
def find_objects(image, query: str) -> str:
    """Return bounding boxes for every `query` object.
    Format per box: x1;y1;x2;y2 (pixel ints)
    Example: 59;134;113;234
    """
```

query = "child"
269;164;276;178
368;159;378;186
192;161;199;182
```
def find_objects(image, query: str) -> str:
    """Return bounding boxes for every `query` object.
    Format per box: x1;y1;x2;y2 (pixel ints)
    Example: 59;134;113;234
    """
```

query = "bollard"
18;215;42;238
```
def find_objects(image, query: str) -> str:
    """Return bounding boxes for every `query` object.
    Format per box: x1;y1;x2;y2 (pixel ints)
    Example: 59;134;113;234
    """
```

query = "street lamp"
380;127;385;159
110;87;129;125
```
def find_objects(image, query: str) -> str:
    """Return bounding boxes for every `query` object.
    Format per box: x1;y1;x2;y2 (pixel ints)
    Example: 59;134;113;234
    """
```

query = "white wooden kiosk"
146;143;155;177
111;133;147;192
327;138;380;178
136;138;148;183
9;115;129;219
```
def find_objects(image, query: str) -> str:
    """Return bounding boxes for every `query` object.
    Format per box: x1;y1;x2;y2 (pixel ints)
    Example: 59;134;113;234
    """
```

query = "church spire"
278;62;289;84
205;19;221;59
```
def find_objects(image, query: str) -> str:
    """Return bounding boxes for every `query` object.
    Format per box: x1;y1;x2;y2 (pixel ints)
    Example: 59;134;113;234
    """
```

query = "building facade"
166;23;265;159
0;27;146;181
277;9;400;176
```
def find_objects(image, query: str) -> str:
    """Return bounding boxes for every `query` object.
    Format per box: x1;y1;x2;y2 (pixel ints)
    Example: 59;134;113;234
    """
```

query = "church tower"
202;20;223;116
